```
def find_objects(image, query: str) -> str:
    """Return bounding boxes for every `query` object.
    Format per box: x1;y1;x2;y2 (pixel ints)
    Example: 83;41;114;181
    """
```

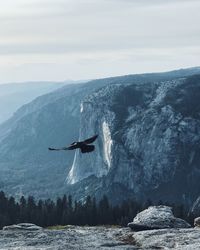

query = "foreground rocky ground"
1;225;200;250
0;226;134;250
1;206;200;249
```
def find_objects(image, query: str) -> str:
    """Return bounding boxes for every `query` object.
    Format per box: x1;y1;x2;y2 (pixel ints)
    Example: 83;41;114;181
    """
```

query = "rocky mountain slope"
0;67;200;202
0;83;94;198
68;74;200;205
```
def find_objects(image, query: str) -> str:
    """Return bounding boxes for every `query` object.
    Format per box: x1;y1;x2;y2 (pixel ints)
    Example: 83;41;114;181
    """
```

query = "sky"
0;0;199;83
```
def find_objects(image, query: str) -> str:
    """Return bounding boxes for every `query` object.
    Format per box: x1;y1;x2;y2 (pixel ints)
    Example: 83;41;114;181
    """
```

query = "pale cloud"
0;0;199;83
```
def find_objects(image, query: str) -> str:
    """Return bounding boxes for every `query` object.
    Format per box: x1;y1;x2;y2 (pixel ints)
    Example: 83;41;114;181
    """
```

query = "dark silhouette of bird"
48;135;98;153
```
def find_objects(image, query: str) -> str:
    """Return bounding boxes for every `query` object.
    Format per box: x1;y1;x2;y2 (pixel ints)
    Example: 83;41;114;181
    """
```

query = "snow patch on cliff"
80;103;84;113
67;151;77;184
102;121;112;168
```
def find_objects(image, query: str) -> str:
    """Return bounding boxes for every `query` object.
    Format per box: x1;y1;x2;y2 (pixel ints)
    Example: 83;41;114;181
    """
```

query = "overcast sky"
0;0;199;83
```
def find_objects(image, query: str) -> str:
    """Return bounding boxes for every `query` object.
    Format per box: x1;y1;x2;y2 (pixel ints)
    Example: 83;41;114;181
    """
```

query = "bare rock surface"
133;228;200;250
128;206;191;230
0;226;137;250
194;217;200;228
3;223;42;231
0;225;200;250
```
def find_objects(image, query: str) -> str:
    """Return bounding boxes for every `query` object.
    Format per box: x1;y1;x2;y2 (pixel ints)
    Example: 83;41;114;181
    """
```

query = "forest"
0;191;193;229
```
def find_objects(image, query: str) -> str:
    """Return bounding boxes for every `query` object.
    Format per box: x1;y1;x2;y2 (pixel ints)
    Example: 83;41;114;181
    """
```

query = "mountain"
0;67;200;202
68;74;200;205
0;81;66;124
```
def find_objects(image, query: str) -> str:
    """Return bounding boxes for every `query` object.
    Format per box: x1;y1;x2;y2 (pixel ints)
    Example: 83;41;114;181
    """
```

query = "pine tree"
19;196;27;222
98;195;111;224
8;196;17;224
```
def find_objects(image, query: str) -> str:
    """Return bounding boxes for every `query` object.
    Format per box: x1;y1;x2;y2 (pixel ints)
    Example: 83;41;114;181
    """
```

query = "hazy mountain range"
0;67;200;206
0;81;69;124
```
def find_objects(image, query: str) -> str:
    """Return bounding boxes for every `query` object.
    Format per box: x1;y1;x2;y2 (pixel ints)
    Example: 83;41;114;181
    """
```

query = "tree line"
0;191;193;229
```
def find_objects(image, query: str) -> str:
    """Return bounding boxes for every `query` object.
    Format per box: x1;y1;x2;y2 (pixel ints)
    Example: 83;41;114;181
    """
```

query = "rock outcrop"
132;228;200;250
3;223;42;231
128;206;191;231
194;217;200;228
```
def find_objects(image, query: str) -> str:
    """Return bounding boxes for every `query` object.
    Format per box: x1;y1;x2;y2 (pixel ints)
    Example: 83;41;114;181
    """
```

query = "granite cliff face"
68;75;200;204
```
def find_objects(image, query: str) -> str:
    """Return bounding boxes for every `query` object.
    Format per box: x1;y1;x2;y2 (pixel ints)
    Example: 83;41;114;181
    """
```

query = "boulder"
133;228;200;249
3;223;42;231
128;205;191;231
194;217;200;228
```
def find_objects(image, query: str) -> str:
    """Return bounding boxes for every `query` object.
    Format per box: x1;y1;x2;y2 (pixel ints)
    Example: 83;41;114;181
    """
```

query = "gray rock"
133;228;200;250
128;206;191;230
3;223;42;231
0;226;137;250
0;225;200;249
194;217;200;228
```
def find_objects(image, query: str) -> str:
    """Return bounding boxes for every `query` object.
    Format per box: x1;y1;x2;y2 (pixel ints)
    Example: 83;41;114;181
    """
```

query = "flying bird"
48;135;98;153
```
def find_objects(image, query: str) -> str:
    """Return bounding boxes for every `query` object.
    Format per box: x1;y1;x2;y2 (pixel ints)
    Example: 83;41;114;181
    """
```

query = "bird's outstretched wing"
80;144;95;153
48;147;68;151
83;135;98;144
66;143;79;150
